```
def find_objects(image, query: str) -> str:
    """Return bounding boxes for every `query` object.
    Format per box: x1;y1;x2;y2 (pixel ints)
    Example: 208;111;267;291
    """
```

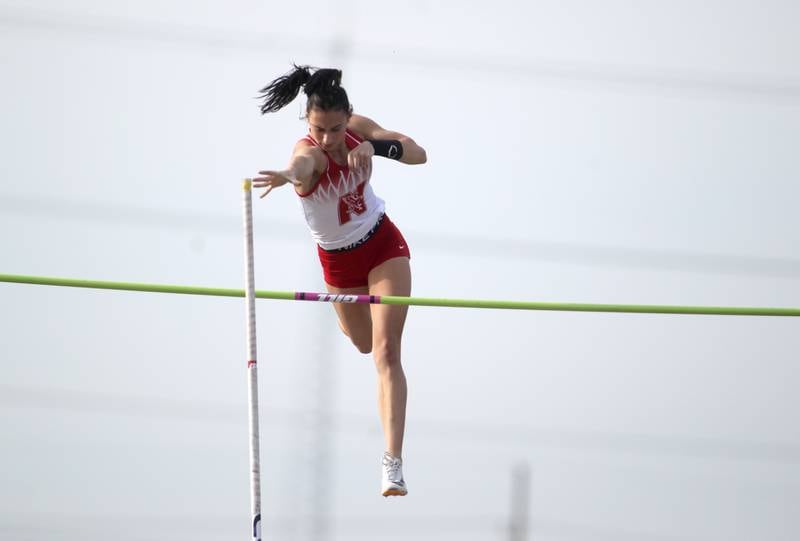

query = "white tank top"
296;129;386;250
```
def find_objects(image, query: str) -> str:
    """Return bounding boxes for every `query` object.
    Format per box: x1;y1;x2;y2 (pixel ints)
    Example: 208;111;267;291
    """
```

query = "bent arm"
288;142;324;183
349;114;427;165
286;141;327;194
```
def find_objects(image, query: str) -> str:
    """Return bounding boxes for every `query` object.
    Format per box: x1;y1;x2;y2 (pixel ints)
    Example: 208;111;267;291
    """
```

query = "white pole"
242;178;262;540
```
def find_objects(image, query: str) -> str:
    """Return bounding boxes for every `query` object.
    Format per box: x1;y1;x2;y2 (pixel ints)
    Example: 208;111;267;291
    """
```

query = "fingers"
252;168;304;198
255;170;302;186
253;171;282;184
252;171;283;190
252;174;277;198
253;171;279;184
347;151;372;171
352;141;375;170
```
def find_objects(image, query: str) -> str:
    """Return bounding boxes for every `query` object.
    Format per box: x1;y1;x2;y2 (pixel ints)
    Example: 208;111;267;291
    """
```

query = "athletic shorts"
317;214;410;289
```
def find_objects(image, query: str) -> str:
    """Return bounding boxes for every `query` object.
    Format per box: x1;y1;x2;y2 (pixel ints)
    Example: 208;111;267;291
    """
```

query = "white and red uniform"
296;129;385;251
296;129;410;289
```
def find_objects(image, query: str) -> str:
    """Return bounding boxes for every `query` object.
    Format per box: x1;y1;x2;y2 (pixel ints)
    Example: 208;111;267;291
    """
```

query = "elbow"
400;136;426;164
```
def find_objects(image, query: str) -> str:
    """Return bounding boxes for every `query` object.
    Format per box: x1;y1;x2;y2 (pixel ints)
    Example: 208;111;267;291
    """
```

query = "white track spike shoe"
381;452;408;497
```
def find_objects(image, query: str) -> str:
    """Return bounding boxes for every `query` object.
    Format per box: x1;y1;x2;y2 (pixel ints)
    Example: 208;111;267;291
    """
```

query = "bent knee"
337;319;372;354
353;338;372;355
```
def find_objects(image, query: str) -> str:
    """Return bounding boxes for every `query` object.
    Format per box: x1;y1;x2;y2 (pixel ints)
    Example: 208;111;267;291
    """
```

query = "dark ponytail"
258;64;351;115
258;64;312;114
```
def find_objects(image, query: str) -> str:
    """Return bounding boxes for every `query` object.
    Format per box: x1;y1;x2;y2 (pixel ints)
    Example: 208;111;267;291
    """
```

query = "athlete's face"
307;108;350;153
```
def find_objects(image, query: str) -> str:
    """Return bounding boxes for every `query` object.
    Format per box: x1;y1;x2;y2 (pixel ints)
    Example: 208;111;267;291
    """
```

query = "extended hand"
252;170;301;198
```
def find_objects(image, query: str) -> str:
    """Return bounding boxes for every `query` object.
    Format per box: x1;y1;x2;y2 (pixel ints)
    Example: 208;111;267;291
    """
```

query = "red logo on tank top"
338;182;367;225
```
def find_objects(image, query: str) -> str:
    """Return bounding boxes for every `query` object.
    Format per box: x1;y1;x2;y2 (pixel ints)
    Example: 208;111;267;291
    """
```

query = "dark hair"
258;64;352;115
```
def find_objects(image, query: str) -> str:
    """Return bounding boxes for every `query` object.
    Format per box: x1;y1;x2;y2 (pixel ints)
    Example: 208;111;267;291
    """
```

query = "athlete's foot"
381;452;408;497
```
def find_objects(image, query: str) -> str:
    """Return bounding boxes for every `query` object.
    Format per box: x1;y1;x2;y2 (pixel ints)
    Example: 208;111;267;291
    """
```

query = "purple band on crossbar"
294;292;381;304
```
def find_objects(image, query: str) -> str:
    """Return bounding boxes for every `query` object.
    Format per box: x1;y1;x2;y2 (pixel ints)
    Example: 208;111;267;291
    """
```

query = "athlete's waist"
319;213;386;253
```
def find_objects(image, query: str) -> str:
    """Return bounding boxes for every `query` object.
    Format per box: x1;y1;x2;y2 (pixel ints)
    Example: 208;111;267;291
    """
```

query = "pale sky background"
1;1;799;540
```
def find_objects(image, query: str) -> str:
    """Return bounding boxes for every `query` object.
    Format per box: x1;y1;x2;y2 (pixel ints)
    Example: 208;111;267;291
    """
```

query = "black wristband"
367;139;404;160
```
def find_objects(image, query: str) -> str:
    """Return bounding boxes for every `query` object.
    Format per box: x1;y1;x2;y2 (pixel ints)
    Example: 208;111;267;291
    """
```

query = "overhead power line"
1;6;799;101
2;384;798;464
0;512;709;541
2;193;798;277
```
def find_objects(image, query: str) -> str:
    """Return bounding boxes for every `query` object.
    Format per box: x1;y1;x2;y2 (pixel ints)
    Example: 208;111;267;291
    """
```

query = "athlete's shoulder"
295;134;316;148
348;114;381;139
293;136;323;156
291;137;327;179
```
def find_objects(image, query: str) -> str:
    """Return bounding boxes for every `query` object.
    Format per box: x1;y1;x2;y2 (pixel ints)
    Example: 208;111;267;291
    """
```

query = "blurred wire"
2;384;798;464
0;192;306;240
1;6;799;102
417;230;800;277
532;518;706;541
2;193;799;277
0;512;707;540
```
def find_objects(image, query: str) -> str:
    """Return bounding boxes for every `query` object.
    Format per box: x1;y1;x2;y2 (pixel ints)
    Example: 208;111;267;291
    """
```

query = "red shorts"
317;214;410;288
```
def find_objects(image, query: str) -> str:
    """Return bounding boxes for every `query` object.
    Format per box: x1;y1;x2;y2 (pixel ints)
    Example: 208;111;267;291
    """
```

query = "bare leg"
367;257;411;458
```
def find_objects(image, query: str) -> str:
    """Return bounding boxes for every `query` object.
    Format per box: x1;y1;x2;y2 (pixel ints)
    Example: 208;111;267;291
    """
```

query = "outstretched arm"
253;141;325;198
348;114;427;166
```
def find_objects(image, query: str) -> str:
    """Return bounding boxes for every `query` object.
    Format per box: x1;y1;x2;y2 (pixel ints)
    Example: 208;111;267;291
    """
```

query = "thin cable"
2;193;798;277
1;6;798;101
3;384;798;464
